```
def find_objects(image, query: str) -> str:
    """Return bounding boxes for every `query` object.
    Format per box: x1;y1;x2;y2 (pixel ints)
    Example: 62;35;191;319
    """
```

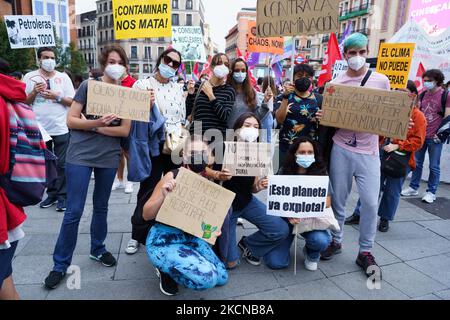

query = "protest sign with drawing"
86;81;151;122
223;142;272;177
156;168;236;245
4;15;55;49
267;175;329;219
376;43;416;89
256;0;340;37
112;0;172;39
172;26;206;62
320;84;413;140
247;21;284;55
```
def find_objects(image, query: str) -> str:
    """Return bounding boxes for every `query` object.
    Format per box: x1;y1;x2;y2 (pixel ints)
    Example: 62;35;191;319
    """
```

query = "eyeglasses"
163;55;181;69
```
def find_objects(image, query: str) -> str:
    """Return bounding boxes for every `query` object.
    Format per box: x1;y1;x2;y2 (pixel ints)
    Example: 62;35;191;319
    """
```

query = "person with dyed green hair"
316;32;391;279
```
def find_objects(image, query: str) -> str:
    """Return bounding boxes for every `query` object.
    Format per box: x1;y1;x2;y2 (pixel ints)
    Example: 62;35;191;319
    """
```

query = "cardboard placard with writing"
86;80;151;122
376;43;416;89
156;168;236;245
247;21;284;55
223;142;272;177
320;84;413;140
4;15;55;49
267;175;329;218
256;0;340;37
112;0;172;39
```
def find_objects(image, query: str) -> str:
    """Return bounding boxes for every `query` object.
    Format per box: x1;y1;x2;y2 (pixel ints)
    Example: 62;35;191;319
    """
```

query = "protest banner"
172;26;206;62
409;0;450;36
112;0;172;39
156;168;236;245
320;84;413;140
223;142;272;177
86;80;151;122
376;43;416;89
4;15;55;49
256;0;340;37
247;21;284;55
332;60;348;80
267;175;329;219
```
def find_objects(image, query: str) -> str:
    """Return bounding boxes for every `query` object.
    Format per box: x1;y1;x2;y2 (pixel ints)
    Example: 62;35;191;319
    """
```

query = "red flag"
414;62;426;93
318;33;342;87
248;67;257;88
237;48;244;59
193;62;200;79
201;56;212;77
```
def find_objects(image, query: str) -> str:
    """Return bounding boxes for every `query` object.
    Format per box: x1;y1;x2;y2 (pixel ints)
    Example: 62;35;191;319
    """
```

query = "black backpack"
419;89;448;117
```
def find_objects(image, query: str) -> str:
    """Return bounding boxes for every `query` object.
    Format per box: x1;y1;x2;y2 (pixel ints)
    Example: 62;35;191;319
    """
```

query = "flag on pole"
318;33;342;87
193;62;200;79
271;37;294;66
414;62;426;93
338;24;353;56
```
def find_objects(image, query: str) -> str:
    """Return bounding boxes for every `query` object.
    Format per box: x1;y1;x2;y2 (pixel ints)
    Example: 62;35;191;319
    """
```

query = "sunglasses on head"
163;55;181;69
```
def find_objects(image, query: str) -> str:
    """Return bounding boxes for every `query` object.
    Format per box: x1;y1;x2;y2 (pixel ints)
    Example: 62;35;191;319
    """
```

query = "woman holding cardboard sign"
142;135;228;296
44;46;132;290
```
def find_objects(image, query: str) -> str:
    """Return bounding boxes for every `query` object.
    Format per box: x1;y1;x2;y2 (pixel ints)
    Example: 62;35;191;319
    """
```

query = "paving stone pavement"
12;179;450;300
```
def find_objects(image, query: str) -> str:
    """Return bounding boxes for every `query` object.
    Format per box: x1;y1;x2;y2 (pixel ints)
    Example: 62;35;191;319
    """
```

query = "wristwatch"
56;96;62;103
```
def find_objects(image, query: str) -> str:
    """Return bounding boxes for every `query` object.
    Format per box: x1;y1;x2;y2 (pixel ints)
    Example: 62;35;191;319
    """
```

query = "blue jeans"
264;225;331;270
410;138;443;194
353;172;406;221
53;163;117;273
228;196;290;263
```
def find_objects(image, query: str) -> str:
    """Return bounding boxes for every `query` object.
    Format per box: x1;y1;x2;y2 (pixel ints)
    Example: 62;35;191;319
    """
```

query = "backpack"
419;89;448;117
0;101;57;207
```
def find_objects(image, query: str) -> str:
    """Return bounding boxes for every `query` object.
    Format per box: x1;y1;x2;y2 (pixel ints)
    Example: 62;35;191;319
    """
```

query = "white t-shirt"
133;77;186;135
23;70;75;136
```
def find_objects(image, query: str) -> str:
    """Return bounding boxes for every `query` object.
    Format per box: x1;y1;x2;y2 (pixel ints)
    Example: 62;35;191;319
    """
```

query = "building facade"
76;10;97;69
95;0;205;79
224;8;256;60
1;0;33;15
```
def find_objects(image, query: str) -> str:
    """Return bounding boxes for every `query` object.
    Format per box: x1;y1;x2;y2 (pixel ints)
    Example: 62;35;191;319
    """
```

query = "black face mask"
295;77;312;93
187;152;208;173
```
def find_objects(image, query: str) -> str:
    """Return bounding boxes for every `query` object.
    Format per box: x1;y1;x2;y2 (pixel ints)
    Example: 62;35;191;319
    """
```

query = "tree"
54;29;87;76
0;18;36;73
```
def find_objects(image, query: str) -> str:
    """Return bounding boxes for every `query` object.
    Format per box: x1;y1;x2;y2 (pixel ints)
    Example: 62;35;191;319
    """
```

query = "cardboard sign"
86;81;151;122
320;84;413;140
112;0;172;39
4;15;55;49
223;142;272;177
156;168;236;245
247;21;284;55
256;0;340;37
376;43;416;89
172;26;206;62
267;175;329;219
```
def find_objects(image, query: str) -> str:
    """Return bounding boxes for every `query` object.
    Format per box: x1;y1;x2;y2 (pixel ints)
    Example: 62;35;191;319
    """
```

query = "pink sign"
409;0;450;35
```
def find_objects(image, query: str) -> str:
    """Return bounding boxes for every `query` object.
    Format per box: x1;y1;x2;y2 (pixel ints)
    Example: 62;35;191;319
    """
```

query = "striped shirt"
186;82;236;137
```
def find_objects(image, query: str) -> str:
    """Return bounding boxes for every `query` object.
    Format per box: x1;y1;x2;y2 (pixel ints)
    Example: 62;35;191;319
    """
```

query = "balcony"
339;3;370;21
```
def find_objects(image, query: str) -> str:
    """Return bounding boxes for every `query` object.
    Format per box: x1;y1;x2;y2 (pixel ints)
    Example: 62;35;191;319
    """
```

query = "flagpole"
290;36;296;82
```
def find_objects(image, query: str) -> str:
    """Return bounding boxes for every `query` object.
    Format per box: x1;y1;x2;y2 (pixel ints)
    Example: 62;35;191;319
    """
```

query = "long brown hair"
98;46;129;71
281;137;327;176
227;58;256;109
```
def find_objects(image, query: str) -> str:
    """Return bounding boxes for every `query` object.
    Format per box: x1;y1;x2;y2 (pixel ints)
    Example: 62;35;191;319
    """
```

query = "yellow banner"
113;0;172;39
376;43;415;89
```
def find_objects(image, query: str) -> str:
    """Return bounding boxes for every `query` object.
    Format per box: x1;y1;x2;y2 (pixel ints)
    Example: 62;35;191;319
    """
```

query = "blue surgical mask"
423;81;436;91
158;63;177;79
233;72;247;83
296;154;315;169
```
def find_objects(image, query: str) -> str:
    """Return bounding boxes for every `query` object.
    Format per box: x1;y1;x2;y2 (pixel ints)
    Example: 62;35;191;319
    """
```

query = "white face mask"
213;64;229;79
105;64;126;80
239;127;259;142
347;56;366;71
423;81;436;91
41;59;56;72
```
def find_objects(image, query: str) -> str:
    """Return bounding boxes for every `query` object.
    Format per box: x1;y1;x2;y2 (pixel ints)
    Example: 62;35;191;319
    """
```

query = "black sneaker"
56;199;66;212
156;268;179;296
356;252;382;280
378;218;389;232
90;252;117;267
345;213;360;225
320;240;342;260
43;271;66;289
238;236;261;266
40;197;57;208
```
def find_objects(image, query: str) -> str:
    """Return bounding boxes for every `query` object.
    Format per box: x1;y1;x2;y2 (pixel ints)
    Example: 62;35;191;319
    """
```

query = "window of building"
131;46;138;59
361;18;367;31
110;1;113;11
172;0;179;9
79;40;82;49
144;47;152;59
186;14;192;26
143;64;153;73
172;14;179;26
82;27;86;37
60;26;68;44
88;39;91;49
84;39;87;49
104;16;108;28
104;2;107;12
87;26;91;36
98;3;102;13
99;31;103;42
78;29;82;38
35;0;44;15
98;17;103;29
306;40;311;48
158;47;165;56
47;3;56;22
130;64;140;73
110;14;113;27
105;30;108;41
186;0;193;10
158;37;165;41
59;4;67;23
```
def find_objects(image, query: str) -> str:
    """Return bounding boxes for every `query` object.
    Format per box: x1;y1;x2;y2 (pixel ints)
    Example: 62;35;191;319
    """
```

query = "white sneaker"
401;187;419;197
111;179;125;191
422;192;436;204
303;247;318;271
125;239;139;254
124;181;134;194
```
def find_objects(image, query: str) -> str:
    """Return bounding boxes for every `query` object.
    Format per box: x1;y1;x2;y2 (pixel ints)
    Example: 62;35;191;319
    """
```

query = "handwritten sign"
156;168;235;245
223;142;272;177
86;80;151;122
112;0;172;39
267;175;329;218
256;0;340;37
320;84;413;140
172;26;206;62
247;21;284;55
376;43;416;89
4;15;55;49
